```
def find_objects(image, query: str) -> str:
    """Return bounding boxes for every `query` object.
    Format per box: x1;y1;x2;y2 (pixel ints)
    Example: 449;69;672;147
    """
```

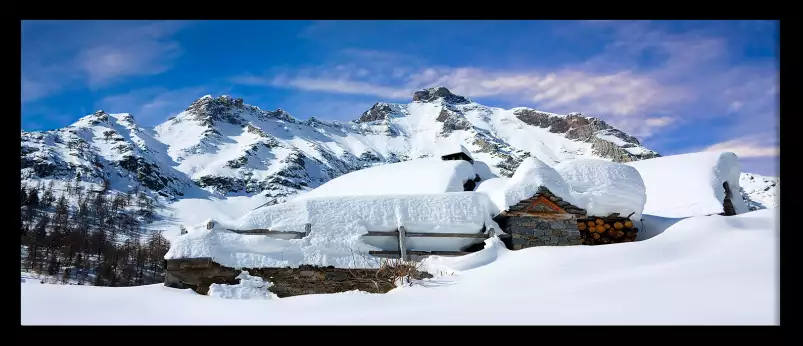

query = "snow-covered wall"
626;152;749;218
166;192;501;269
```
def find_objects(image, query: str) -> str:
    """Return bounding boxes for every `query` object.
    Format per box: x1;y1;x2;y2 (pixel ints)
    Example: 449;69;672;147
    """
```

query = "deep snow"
166;192;499;269
293;157;477;200
554;158;646;220
475;157;646;220
21;209;779;325
476;157;579;215
626;152;749;218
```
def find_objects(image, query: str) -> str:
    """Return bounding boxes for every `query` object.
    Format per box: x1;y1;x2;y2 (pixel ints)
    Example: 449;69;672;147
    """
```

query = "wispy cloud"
704;134;779;159
236;21;777;147
22;20;188;102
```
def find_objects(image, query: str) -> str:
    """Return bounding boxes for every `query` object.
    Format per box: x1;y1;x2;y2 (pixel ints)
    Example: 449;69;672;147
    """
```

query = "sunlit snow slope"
21;208;779;325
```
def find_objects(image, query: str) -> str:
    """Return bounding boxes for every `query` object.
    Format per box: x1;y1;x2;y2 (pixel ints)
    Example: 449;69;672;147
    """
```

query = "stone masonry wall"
508;216;583;250
165;258;432;297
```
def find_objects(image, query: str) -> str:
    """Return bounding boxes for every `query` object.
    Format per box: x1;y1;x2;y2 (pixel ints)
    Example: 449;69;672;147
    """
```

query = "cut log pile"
576;214;638;245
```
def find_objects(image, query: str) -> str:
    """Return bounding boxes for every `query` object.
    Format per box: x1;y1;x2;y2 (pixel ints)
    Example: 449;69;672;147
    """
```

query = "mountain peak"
412;86;470;104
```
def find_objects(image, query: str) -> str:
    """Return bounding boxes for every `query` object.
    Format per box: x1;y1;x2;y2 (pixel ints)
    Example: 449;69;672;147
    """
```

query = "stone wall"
165;258;432;297
508;217;583;249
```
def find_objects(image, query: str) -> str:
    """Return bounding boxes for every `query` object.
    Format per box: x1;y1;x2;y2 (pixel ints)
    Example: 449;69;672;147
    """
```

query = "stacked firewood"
576;215;638;245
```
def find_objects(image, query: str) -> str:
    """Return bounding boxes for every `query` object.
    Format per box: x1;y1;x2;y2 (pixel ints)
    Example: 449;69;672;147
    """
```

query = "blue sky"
21;20;779;176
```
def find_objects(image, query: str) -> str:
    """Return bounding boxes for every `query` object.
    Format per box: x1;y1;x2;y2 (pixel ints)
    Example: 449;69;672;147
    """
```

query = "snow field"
626;152;749;217
22;209;779;325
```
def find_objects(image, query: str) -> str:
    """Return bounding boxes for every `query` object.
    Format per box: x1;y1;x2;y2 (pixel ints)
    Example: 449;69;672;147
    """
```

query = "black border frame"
12;12;788;341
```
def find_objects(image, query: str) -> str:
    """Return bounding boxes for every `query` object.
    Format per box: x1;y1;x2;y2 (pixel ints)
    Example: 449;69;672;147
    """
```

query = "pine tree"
101;178;110;194
53;195;70;233
41;181;55;209
24;188;40;223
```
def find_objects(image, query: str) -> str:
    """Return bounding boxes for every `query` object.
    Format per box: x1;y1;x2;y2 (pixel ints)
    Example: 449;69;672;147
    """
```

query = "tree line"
20;178;170;286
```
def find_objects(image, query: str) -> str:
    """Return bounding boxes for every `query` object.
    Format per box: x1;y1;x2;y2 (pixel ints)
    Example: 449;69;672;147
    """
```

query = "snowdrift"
24;209;779;325
554;158;646;220
165;192;500;269
626;152;748;218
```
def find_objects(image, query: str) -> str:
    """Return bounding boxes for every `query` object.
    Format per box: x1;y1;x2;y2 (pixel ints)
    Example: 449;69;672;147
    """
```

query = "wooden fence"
208;221;505;261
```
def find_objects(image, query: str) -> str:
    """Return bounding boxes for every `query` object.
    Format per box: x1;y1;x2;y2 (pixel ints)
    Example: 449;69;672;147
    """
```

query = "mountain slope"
22;87;661;208
21;111;193;198
25;86;775;233
739;173;779;210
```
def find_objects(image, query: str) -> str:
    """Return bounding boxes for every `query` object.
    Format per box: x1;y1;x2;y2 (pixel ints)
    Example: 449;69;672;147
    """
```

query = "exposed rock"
514;109;559;128
359;103;396;122
413;86;470;104
515;109;659;162
435;109;472;133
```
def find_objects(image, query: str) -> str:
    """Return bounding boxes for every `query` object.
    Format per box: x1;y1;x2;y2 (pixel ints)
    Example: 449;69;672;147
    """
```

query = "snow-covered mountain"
739;173;779;210
22;87;665;206
21;111;194;198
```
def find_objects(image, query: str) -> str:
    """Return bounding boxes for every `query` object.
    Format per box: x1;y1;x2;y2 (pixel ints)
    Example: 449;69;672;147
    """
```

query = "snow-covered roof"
439;143;473;160
294;157;477;201
476;157;580;215
165;192;501;269
553;158;646;220
625;152;749;218
472;160;497;180
475;157;646;220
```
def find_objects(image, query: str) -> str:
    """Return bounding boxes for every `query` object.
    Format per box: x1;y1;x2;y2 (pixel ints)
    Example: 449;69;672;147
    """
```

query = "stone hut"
478;156;648;249
493;186;586;249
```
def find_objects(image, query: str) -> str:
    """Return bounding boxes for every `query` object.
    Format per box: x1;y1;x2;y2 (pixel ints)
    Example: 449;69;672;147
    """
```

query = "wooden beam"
226;229;306;238
369;250;471;257
502;211;577;220
363;231;490;238
397;226;408;261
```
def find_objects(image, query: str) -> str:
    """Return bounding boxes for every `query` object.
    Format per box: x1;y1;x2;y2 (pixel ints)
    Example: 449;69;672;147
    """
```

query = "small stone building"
494;186;586;249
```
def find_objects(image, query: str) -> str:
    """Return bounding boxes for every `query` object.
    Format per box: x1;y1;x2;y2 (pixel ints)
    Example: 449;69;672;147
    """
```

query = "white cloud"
704;136;779;158
22;20;187;102
235;21;777;146
272;75;411;99
644;116;675;128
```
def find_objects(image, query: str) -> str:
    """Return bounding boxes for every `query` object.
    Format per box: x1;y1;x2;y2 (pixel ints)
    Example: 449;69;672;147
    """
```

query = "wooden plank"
369;250;471;257
502;211;577;220
363;231;490;238
397;226;408;261
226;229;305;238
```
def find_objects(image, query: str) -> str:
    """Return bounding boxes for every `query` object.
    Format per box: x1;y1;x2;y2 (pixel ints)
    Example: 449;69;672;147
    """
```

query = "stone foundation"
508;217;583;249
165;258;432;297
